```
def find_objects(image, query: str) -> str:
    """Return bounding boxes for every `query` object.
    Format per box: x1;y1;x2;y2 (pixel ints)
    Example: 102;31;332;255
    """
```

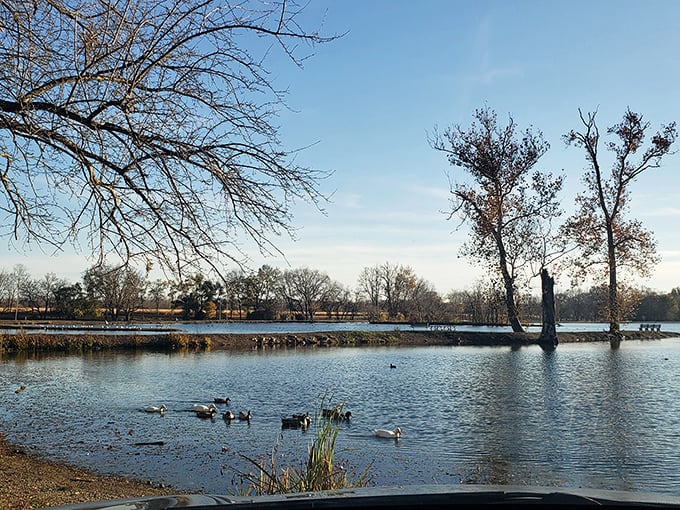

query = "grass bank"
1;328;676;354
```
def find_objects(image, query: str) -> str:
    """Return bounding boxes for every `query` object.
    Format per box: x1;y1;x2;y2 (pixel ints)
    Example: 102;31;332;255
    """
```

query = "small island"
0;327;675;354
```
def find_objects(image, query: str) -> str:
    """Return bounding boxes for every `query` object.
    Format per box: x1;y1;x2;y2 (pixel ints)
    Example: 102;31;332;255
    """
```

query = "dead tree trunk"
539;268;558;350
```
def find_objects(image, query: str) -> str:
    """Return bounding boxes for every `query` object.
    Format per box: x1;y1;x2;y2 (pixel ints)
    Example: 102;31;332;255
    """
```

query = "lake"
7;320;678;335
2;334;680;497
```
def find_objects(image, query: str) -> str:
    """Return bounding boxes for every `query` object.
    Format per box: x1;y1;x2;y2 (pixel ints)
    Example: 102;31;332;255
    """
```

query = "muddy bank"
1;328;676;354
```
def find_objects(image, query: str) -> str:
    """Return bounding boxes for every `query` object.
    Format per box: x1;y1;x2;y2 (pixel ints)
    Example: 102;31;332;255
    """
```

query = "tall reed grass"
0;332;211;353
229;398;371;495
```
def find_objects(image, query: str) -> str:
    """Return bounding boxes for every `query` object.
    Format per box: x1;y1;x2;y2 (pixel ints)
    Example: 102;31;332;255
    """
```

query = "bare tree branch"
0;0;335;277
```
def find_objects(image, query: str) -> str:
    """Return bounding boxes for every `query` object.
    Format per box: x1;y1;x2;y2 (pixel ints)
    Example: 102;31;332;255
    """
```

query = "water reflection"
7;320;680;336
2;341;680;495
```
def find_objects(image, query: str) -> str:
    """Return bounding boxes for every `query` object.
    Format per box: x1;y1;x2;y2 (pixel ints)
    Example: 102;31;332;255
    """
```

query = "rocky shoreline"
1;328;677;508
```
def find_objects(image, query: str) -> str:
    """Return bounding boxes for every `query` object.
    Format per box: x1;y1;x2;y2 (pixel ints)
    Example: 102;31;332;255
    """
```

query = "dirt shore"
0;434;184;509
1;327;676;508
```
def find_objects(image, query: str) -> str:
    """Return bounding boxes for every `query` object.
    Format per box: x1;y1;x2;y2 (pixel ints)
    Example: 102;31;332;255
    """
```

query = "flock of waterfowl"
142;397;402;439
142;398;252;421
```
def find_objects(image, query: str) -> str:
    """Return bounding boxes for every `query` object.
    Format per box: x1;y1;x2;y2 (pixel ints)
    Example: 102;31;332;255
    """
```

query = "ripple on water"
2;341;680;494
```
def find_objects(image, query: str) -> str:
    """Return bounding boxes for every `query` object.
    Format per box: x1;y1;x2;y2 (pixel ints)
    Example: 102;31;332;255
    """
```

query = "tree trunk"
538;268;558;350
606;226;622;348
506;289;524;332
501;271;523;333
497;240;524;333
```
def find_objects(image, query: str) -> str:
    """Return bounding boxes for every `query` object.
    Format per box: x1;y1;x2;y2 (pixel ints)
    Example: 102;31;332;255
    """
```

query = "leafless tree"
147;278;169;318
0;0;333;275
83;263;146;320
407;277;444;323
19;272;66;318
279;267;331;321
357;265;381;319
244;264;282;318
379;262;416;319
563;108;676;339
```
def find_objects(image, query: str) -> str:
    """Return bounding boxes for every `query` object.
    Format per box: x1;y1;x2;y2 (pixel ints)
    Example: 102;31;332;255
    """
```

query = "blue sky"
3;0;680;295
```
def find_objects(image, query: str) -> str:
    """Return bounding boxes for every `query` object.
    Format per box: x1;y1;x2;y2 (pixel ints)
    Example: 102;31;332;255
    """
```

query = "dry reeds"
229;398;370;496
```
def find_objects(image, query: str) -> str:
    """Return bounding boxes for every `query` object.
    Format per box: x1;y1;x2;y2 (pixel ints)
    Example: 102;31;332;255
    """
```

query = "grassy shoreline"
1;328;676;354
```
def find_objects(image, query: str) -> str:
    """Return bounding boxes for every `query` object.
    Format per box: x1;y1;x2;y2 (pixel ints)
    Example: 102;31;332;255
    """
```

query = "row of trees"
0;262;439;322
2;262;680;324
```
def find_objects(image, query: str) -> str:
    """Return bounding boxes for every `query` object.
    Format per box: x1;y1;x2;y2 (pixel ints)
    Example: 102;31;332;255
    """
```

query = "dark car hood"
49;484;680;509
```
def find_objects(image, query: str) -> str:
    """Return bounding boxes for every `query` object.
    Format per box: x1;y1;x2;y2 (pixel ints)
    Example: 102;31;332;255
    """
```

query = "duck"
144;404;167;414
322;409;352;421
214;397;231;404
238;410;252;421
374;427;402;439
193;403;217;414
195;408;216;419
281;413;311;429
223;411;235;421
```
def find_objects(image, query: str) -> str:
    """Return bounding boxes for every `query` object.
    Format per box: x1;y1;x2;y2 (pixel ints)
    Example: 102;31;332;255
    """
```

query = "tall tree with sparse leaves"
563;108;676;340
0;0;333;275
431;107;563;332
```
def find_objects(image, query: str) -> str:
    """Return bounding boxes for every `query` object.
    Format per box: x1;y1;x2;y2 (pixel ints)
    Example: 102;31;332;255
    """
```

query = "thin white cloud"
403;183;450;200
643;207;680;218
330;192;363;209
476;65;523;85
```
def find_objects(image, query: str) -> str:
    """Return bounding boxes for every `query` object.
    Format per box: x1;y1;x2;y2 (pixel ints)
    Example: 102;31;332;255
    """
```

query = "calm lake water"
2;333;680;497
10;320;680;335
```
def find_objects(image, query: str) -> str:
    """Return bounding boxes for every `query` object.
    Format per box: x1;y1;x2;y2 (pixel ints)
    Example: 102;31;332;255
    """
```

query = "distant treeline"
0;263;677;325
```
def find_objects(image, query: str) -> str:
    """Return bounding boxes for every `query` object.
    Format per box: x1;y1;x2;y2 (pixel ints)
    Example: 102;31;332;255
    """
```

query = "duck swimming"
374;427;402;439
193;403;217;414
144;404;167;414
322;409;352;421
281;413;311;429
193;403;217;418
238;410;252;421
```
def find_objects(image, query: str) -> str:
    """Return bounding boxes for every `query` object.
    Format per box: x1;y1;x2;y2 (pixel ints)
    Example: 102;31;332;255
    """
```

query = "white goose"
144;404;167;414
374;427;402;439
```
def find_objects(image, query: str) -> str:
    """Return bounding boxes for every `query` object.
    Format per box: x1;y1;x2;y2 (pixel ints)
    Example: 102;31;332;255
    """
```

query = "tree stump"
538;268;558;350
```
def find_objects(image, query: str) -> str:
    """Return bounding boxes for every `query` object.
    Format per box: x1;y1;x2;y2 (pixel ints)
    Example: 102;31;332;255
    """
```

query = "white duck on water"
144;404;167;414
193;403;217;413
374;427;402;439
194;403;217;418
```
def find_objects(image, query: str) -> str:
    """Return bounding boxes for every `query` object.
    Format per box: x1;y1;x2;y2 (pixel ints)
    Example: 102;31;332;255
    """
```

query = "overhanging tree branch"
0;0;335;276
